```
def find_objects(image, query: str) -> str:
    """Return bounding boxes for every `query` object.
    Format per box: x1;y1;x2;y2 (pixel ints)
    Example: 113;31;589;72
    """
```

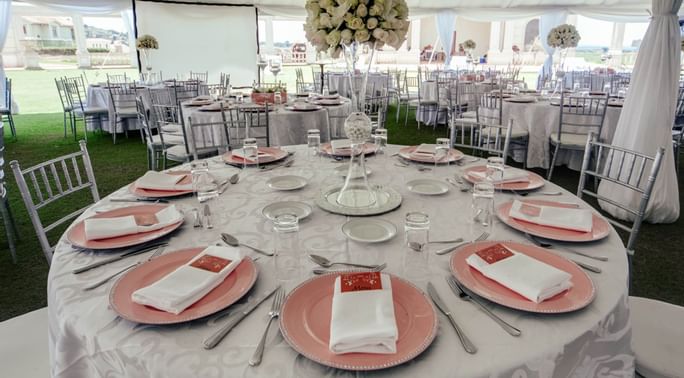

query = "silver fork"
446;276;521;337
248;288;285;366
435;232;490;255
82;246;165;291
524;233;608;262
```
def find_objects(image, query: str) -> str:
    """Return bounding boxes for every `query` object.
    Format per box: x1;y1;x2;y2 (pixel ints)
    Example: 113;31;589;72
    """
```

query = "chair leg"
522;138;529;170
547;142;560;181
404;104;410;126
1;199;18;263
63;112;68;138
8;114;16;138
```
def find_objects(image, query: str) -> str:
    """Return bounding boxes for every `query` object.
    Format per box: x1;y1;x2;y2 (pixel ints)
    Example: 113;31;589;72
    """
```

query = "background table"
417;80;499;125
326;73;390;99
86;84;158;133
48;145;633;377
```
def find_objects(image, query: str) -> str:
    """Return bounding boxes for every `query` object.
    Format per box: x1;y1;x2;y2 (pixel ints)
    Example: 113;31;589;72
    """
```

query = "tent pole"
428;36;440;65
132;0;141;75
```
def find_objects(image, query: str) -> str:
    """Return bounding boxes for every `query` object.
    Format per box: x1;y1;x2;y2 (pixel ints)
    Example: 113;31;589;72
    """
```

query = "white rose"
356;3;368;17
366;17;378;29
386;30;401;49
354;28;370;43
319;13;333;28
372;28;388;41
340;28;353;44
326;30;341;47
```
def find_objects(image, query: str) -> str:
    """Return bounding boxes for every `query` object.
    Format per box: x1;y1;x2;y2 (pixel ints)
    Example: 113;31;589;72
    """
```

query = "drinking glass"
540;88;549;99
242;137;259;169
404;212;430;282
373;128;388;154
322;87;330;96
191;161;218;204
209;87;219;102
486;156;505;182
512;86;520;95
273;214;301;285
307;129;321;159
471;182;495;239
273;90;282;111
435;137;451;167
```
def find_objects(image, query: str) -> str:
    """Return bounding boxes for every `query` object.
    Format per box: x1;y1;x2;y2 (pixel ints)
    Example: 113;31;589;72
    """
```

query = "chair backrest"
106;73;129;84
220;73;230;89
63;78;86;112
136;96;161;149
557;91;609;140
55;78;70;113
140;71;162;84
149;87;175;107
10;141;99;264
365;89;390;130
450;118;513;163
226;105;270;148
108;85;138;117
476;89;503;126
189;71;208;83
4;78;11;111
200;84;226;97
577;133;665;255
674;86;684;124
187;108;230;160
173;80;200;105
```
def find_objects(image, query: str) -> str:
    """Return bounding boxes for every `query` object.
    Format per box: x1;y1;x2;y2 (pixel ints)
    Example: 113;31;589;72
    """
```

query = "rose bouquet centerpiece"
462;39;476;62
304;0;409;209
547;24;580;78
136;34;158;84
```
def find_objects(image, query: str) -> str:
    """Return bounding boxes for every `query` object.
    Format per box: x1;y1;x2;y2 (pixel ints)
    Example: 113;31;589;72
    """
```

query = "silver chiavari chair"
187;107;231;161
139;70;162;85
149;87;183;136
0;78;15;138
106;73;129;84
10;141;99;264
577;132;665;259
295;68;315;93
226;105;271;149
672;86;684;173
189;71;208;83
108;84;140;144
364;89;390;131
200;83;227;98
173;80;201;105
450;118;513;162
137;97;187;170
477;88;530;168
55;78;74;138
64;77;108;142
0;125;17;262
547;91;609;180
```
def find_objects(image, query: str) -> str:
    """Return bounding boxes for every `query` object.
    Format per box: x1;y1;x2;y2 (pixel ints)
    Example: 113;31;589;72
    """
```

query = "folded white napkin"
412;143;437;155
468;167;530;184
466;243;573;303
329;272;398;354
135;171;193;191
331;139;352;151
509;200;593;232
84;205;183;240
132;246;244;314
231;148;271;163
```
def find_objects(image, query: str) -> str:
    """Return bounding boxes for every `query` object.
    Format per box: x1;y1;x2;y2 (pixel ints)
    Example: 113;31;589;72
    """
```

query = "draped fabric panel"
597;0;681;224
436;11;456;67
537;11;568;89
0;1;11;108
23;0;130;15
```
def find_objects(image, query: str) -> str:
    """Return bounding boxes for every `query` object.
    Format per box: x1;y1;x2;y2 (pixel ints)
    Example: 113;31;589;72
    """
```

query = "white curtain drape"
435;10;456;67
537;10;568;88
597;0;681;224
0;0;11;108
24;0;129;15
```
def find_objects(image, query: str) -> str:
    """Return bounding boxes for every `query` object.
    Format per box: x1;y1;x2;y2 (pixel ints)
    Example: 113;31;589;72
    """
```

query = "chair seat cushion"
152;134;184;146
630;296;684;378
75;107;108;116
549;132;590;148
166;145;191;161
461;110;477;119
161;123;183;133
483;126;529;139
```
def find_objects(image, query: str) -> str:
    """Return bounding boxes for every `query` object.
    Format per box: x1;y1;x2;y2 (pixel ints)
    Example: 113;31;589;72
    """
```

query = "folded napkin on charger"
466;243;573;303
231;148;271;163
412;143;437;155
132;246;244;314
84;205;183;240
329;272;398;354
330;139;352;151
509;200;593;232
468;167;530;184
135;171;193;191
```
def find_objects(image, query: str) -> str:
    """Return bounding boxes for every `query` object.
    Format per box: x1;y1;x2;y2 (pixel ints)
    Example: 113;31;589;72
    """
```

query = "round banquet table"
181;99;352;153
48;145;633;377
326;72;390;99
86;83;160;134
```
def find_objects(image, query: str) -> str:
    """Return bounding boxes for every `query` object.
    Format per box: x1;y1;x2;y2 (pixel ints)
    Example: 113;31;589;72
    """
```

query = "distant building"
19;16;75;49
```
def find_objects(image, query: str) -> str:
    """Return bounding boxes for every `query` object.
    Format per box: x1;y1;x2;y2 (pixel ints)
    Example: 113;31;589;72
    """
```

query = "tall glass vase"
335;42;377;209
140;49;153;84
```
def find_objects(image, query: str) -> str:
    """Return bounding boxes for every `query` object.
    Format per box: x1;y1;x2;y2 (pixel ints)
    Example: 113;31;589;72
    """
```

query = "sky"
83;17;126;32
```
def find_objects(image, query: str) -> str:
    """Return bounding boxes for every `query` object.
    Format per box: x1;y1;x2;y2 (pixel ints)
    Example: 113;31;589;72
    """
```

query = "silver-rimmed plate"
262;201;313;221
342;218;397;243
406;179;449;195
334;164;372;179
315;184;402;216
266;175;308;191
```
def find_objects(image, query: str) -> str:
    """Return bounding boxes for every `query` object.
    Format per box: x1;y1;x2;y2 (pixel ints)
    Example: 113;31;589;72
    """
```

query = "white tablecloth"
181;99;352;152
327;73;390;99
86;84;166;133
48;145;633;377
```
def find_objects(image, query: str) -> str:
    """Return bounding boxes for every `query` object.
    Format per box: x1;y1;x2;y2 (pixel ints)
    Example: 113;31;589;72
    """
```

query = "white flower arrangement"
136;34;158;50
547;24;580;49
462;39;476;50
304;0;410;58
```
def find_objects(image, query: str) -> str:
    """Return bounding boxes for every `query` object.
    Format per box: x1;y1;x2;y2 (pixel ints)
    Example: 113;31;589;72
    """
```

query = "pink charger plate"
450;240;596;313
398;145;464;164
110;248;257;324
222;146;288;166
497;199;611;242
279;273;438;371
463;165;545;191
66;204;183;250
320;142;378;157
129;170;193;198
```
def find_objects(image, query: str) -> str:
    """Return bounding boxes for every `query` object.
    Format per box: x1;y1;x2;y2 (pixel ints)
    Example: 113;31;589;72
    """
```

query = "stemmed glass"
270;61;281;82
434;138;450;167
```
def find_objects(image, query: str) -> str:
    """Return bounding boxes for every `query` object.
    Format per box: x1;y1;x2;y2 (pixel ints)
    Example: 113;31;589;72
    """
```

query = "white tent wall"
134;1;258;85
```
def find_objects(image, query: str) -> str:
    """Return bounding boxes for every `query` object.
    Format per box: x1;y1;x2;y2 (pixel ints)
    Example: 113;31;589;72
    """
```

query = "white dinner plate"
342;218;397;243
334;164;372;179
266;175;308;191
406;179;450;195
262;201;313;221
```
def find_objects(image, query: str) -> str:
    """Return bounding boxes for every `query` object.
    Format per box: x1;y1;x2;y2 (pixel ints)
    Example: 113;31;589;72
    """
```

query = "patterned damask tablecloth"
48;145;634;377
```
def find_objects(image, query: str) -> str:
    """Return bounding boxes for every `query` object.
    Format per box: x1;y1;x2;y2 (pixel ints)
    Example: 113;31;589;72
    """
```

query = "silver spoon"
513;190;562;197
308;254;382;269
221;233;273;256
229;172;240;184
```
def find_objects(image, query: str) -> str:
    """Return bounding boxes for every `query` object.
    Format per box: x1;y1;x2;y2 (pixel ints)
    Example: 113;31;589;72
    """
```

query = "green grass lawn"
0;101;682;321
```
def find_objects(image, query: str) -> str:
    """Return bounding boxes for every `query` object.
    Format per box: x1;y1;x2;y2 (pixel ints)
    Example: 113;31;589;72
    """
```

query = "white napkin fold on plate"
468;167;530;184
131;246;244;314
329;273;398;354
412;143;437;155
509;200;593;232
135;171;193;191
84;205;183;240
466;245;573;303
231;148;271;163
331;139;352;151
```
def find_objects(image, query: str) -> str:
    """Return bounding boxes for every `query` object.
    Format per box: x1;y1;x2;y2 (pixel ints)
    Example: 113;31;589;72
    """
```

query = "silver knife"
203;204;213;229
203;286;280;349
110;198;170;203
427;282;478;354
72;242;168;274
